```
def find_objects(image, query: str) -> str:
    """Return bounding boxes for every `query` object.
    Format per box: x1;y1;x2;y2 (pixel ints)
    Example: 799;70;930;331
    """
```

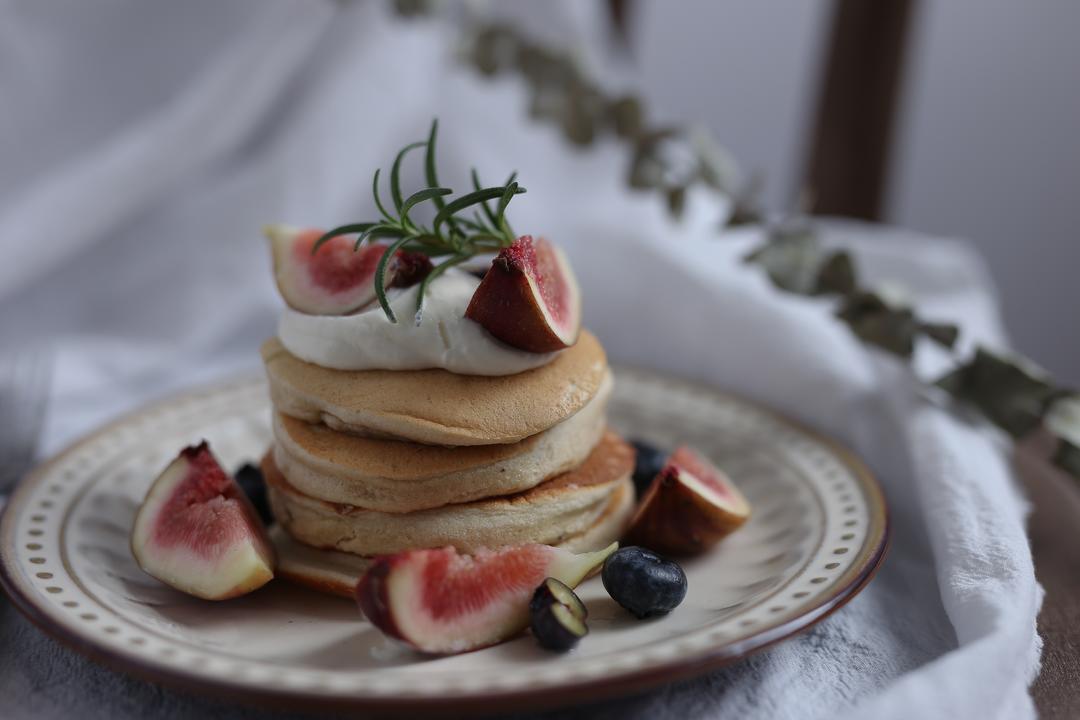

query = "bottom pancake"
268;478;634;599
263;430;634;557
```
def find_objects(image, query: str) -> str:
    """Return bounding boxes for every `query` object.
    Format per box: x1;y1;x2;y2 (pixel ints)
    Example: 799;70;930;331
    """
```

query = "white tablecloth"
0;2;1041;718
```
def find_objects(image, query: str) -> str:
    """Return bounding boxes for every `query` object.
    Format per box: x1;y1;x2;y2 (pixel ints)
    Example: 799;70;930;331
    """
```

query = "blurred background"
0;0;1076;386
637;0;1080;384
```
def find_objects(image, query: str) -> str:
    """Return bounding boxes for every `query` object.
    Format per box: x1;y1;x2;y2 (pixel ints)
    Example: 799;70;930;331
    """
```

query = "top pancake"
261;330;608;446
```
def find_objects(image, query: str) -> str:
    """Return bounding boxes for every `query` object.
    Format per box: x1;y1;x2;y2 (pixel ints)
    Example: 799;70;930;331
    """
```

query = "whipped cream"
277;270;557;375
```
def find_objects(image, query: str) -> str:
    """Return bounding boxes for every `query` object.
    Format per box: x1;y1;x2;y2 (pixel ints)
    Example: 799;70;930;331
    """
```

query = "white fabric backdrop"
0;2;1041;719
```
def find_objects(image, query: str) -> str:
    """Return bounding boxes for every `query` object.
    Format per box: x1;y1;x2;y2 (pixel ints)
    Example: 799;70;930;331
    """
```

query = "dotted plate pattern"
0;369;888;713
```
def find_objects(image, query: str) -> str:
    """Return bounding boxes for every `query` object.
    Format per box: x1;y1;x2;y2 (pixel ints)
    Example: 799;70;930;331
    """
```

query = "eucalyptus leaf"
666;185;687;219
920;322;960;349
935;348;1056;438
743;225;823;295
562;89;596;146
814;251;856;295
835;292;919;358
1045;393;1080;446
1052;439;1080;479
629;128;681;190
610;96;643;139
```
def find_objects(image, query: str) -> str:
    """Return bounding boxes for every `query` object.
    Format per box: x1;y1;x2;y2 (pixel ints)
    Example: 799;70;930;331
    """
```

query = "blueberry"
234;463;274;526
530;578;587;621
530;600;588;651
601;546;687;619
630;439;668;497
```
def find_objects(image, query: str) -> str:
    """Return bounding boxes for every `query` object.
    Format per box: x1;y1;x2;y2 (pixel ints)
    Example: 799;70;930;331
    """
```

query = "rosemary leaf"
390;141;427;215
374;236;415;324
414;254;471;324
495;181;521;242
434;186;524;233
424;120;447;211
314;119;529;321
471;169;501;229
372;169;394;222
400;187;452;225
312;223;377;255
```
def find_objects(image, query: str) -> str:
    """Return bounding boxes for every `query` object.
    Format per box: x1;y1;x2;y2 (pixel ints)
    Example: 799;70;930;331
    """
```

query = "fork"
0;349;52;514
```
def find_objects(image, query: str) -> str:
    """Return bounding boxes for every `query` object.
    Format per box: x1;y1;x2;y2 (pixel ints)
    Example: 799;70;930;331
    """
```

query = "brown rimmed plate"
0;368;888;716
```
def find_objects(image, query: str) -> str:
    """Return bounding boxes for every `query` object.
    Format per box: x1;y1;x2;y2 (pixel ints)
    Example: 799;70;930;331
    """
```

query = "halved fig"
131;442;275;600
265;224;389;315
465;236;581;353
625;446;750;555
357;542;616;654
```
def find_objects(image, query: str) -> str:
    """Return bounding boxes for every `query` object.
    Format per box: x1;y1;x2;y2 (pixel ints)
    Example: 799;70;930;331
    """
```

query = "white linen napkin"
0;2;1041;719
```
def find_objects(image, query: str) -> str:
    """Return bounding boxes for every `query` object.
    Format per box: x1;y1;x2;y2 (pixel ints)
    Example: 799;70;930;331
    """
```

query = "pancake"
268;480;635;599
263;430;634;556
272;371;612;512
260;330;607;446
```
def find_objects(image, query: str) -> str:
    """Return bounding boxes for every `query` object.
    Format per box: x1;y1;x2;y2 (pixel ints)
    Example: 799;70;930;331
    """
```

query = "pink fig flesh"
266;225;389;315
357;542;616;654
625;445;750;556
464;236;581;353
130;442;275;600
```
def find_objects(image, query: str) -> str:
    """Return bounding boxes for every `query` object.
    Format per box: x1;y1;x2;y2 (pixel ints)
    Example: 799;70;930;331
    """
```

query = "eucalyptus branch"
389;3;1080;483
744;219;1080;483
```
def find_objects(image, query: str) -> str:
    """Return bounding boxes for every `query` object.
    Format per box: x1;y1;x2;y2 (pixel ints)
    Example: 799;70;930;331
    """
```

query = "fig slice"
464;236;581;353
625;445;751;556
357;542;616;655
265;224;390;315
130;442;276;601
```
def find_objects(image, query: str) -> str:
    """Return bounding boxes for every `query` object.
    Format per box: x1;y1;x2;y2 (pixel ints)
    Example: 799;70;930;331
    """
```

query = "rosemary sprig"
312;119;525;323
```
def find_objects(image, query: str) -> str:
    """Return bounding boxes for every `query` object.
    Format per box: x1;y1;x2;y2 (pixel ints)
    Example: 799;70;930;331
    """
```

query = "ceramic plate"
0;368;887;715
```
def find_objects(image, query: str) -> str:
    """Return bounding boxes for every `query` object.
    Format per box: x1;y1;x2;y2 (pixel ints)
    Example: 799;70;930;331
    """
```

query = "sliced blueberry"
601;546;687;619
630;439;668;497
530;601;588;651
234;463;274;526
530;577;587;621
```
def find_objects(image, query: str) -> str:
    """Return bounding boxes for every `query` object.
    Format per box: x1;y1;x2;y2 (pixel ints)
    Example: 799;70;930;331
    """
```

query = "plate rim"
0;368;890;717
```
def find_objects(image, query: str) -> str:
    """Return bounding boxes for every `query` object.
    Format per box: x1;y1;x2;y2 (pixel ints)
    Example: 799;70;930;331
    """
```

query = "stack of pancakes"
259;330;635;594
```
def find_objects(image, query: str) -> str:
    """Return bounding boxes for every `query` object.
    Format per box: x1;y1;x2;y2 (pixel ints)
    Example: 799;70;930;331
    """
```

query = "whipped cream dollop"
277;270;557;375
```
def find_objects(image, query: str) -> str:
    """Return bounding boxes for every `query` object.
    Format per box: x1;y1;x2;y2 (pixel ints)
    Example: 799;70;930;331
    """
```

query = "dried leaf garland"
935;349;1057;438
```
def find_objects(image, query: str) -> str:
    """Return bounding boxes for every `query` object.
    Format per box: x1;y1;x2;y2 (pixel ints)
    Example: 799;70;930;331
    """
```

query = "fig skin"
130;442;276;601
266;224;386;316
356;542;615;655
464;236;581;353
624;448;750;556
